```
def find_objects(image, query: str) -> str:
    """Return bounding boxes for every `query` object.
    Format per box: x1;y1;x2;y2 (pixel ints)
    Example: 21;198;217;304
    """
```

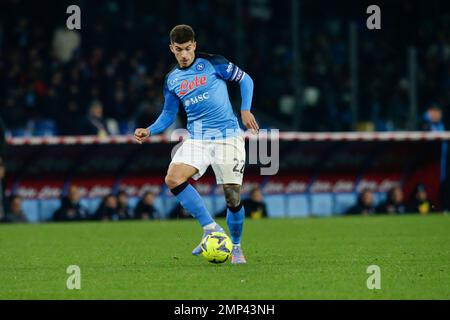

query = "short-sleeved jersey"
161;53;246;139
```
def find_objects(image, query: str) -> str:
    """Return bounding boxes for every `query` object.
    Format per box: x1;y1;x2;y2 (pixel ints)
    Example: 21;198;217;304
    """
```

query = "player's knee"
165;174;185;190
224;185;241;208
226;197;240;208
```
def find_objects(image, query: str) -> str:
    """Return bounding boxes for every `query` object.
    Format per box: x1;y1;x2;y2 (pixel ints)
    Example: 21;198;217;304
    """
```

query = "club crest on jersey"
226;62;233;74
196;63;205;71
178;76;207;97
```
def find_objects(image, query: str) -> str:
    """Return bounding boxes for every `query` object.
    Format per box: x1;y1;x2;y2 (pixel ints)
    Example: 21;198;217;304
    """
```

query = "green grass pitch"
0;215;449;299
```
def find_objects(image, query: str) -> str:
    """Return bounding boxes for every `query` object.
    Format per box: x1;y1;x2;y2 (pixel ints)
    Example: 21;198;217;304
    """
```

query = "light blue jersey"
148;52;254;139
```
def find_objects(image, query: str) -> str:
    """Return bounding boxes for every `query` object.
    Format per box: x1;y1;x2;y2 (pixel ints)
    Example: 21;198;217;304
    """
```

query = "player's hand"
241;110;259;134
134;128;150;144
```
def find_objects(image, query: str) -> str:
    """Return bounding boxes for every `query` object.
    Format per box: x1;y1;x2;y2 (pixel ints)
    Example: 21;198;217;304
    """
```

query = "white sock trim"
203;222;217;230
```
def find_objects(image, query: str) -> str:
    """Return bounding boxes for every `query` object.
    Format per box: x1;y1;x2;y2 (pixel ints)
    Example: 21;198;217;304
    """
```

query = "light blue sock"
226;204;245;245
171;182;214;227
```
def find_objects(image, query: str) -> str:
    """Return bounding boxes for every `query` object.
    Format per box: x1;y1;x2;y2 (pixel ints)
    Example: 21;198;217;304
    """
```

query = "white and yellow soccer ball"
200;231;233;264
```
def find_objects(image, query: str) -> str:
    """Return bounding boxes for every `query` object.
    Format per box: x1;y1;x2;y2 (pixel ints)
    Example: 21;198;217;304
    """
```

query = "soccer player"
134;25;258;264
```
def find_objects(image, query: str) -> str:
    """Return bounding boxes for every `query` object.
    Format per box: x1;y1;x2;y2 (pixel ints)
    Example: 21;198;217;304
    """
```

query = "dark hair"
428;105;442;112
9;195;22;202
249;186;261;196
169;25;195;44
142;190;154;198
359;188;373;196
358;188;373;202
387;186;403;201
117;190;127;197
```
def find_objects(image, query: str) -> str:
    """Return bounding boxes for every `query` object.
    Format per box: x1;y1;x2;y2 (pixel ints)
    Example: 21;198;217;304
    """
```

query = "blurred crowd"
0;185;269;223
0;0;449;222
346;184;436;216
1;187;159;223
0;0;449;136
0;182;441;224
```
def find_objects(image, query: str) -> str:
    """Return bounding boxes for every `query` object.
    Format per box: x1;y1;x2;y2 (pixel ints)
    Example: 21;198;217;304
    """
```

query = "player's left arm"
212;55;259;133
239;73;259;133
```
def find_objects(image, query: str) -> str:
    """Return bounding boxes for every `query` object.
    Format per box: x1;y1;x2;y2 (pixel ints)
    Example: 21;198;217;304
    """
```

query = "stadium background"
1;0;449;222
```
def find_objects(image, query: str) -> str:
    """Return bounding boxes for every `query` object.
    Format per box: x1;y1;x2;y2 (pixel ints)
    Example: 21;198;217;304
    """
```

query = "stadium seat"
286;194;309;217
334;193;358;215
265;195;286;218
153;197;165;219
80;198;102;217
11;128;27;137
39;199;62;221
163;196;179;217
21;200;40;223
201;196;215;219
128;197;139;213
34;120;57;136
212;195;227;217
373;192;387;206
310;194;334;217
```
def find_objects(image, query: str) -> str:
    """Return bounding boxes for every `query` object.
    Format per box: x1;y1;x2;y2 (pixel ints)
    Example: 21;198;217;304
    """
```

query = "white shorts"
170;135;246;185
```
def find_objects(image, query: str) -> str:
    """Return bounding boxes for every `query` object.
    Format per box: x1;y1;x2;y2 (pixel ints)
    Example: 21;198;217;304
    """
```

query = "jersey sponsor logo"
196;62;205;71
170;78;179;85
184;92;210;107
178;76;207;97
226;62;234;74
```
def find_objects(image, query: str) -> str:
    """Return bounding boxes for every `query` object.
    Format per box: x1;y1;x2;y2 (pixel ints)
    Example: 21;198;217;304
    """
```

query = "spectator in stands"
52;26;81;63
377;186;407;214
346;189;376;216
82;100;110;137
134;100;161;130
169;203;192;220
420;105;449;213
53;185;88;222
95;194;119;221
134;191;157;220
3;195;28;223
420;105;445;132
407;184;435;215
116;190;133;220
0;158;5;221
242;186;268;219
0;116;5;158
215;186;268;219
0;118;5;220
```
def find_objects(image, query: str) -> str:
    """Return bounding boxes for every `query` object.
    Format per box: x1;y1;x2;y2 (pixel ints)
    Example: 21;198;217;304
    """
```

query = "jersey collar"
177;55;197;70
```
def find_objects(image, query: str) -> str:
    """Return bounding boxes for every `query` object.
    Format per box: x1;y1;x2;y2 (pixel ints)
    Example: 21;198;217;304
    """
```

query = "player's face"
170;41;196;68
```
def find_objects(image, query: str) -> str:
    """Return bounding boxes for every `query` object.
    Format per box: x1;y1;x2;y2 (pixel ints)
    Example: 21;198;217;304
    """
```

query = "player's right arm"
134;82;179;144
208;54;259;133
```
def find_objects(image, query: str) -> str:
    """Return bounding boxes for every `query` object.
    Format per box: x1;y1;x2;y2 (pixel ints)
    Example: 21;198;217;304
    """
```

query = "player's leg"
168;139;225;255
166;162;224;224
212;135;247;264
223;184;245;245
223;184;246;264
166;163;212;226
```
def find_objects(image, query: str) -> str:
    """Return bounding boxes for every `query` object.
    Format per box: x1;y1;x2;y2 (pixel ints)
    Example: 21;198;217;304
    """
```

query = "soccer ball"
200;231;232;264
